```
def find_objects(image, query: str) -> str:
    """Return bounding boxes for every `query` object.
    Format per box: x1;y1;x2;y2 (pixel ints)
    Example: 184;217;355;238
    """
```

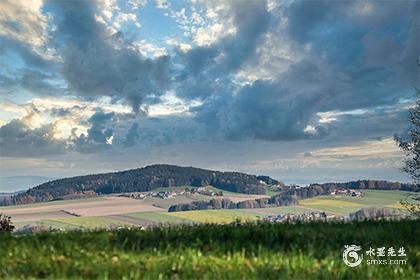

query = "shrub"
0;214;15;233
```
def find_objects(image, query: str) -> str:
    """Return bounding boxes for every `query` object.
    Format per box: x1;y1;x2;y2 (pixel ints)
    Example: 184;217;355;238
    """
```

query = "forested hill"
5;165;281;205
313;180;419;192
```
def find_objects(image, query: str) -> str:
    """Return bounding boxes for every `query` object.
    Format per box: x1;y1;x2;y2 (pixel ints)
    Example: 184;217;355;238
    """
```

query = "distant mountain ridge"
3;164;280;205
0;176;52;192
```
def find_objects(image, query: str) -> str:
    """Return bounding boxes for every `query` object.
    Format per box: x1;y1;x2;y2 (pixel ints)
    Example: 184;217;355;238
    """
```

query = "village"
263;212;342;223
330;188;363;197
119;187;224;200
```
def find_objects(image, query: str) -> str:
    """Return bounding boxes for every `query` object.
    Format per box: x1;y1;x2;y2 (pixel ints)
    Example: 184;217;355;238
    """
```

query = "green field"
311;190;415;206
0;220;418;279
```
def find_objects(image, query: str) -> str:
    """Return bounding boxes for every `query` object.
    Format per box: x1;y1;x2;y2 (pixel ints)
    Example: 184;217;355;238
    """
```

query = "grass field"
0;220;418;279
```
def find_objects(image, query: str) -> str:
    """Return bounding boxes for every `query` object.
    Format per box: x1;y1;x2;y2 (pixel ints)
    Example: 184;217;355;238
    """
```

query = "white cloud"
165;38;191;52
179;43;192;52
145;91;202;117
129;0;148;10
131;40;168;57
95;0;141;34
155;0;169;9
316;109;368;126
164;1;235;47
0;0;55;59
0;97;132;139
193;23;225;46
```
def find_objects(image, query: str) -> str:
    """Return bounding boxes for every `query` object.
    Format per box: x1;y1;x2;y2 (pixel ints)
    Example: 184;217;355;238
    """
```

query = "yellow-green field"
297;190;415;215
164;209;258;223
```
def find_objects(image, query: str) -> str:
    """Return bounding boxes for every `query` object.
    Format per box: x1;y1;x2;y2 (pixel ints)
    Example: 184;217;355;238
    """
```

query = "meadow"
0;220;418;279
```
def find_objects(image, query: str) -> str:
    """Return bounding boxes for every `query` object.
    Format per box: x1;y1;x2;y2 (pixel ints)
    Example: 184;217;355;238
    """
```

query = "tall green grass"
0;220;419;279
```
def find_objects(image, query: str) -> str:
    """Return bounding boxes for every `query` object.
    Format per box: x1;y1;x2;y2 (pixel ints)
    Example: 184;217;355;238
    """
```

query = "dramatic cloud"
185;0;418;141
73;110;115;153
0;0;51;57
0;119;66;157
49;0;171;113
0;0;418;183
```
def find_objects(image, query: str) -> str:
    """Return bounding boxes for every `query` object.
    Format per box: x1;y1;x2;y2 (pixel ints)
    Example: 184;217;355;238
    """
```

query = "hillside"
4;165;281;205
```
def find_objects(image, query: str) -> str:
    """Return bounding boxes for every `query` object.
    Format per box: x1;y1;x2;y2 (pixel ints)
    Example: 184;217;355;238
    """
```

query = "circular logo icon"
343;245;363;267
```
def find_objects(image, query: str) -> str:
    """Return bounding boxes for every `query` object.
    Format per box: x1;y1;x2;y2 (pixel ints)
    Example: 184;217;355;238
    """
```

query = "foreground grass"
0;220;419;279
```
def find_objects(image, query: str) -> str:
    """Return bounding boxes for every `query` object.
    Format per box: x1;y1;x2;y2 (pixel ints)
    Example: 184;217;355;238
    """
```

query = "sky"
0;0;418;187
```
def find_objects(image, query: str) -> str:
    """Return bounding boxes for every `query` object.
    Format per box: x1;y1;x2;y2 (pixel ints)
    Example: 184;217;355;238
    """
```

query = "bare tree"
395;77;420;217
395;90;420;183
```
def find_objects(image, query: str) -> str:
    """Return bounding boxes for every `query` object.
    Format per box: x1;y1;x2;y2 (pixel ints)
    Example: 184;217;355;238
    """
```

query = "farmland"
0;220;419;279
0;189;417;230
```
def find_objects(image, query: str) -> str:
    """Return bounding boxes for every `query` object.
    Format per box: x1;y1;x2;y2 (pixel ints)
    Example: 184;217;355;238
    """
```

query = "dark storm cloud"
324;107;410;144
286;0;419;92
187;0;419;141
73;110;115;153
0;120;66;157
0;68;63;97
122;116;208;147
49;1;171;113
189;53;344;140
123;123;139;147
0;37;62;97
0;0;418;158
98;0;417;144
222;0;271;72
175;0;271;100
